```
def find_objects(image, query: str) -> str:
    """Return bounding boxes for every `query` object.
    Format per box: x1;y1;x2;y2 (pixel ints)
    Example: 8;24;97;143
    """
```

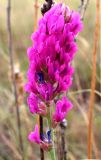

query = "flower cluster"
28;125;52;151
25;3;83;150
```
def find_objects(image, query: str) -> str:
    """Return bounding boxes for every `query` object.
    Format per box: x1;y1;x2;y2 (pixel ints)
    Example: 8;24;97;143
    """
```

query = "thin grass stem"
87;0;100;158
79;0;90;20
7;0;24;159
34;0;39;32
68;89;101;97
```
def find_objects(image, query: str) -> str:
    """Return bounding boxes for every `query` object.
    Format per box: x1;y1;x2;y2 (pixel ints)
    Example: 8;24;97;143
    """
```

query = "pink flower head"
26;4;83;102
27;93;47;116
28;125;40;144
53;96;73;124
25;3;83;152
26;3;83;134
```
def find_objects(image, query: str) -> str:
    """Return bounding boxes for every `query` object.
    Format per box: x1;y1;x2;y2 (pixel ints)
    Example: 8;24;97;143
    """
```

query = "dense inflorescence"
25;3;83;150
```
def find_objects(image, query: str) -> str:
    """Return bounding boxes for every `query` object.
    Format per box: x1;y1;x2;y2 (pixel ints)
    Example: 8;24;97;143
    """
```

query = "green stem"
47;107;56;160
49;146;56;160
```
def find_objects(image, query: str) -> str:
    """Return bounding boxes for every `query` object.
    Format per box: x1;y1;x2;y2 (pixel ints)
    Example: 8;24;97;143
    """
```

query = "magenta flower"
28;125;40;144
27;93;47;115
28;125;53;151
52;97;73;124
26;3;83;153
25;3;83;102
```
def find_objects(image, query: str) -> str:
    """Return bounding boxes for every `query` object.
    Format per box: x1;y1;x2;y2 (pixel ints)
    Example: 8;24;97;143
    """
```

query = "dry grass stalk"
79;0;90;20
34;0;39;32
69;95;88;125
0;134;22;160
87;0;100;159
68;152;76;160
69;94;99;159
7;0;24;158
74;68;84;104
14;66;36;159
14;65;24;106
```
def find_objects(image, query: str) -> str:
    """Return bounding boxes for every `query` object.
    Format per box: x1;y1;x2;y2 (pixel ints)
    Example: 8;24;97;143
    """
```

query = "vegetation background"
0;0;100;159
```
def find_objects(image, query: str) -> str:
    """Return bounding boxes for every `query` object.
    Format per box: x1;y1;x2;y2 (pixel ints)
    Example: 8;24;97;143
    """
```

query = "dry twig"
7;0;24;159
79;0;90;20
87;0;100;158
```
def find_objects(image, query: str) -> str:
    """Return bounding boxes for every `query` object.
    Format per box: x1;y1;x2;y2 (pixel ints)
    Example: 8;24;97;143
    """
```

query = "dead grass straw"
0;134;22;160
7;0;24;159
87;0;100;158
79;0;90;20
34;0;39;32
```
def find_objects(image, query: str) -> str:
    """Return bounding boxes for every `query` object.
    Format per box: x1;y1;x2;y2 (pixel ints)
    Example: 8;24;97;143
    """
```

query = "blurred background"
0;0;100;160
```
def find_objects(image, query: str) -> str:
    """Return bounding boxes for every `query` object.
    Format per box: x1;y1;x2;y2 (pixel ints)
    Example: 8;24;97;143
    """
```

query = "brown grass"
87;0;100;158
34;0;39;32
0;134;22;160
7;0;24;159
